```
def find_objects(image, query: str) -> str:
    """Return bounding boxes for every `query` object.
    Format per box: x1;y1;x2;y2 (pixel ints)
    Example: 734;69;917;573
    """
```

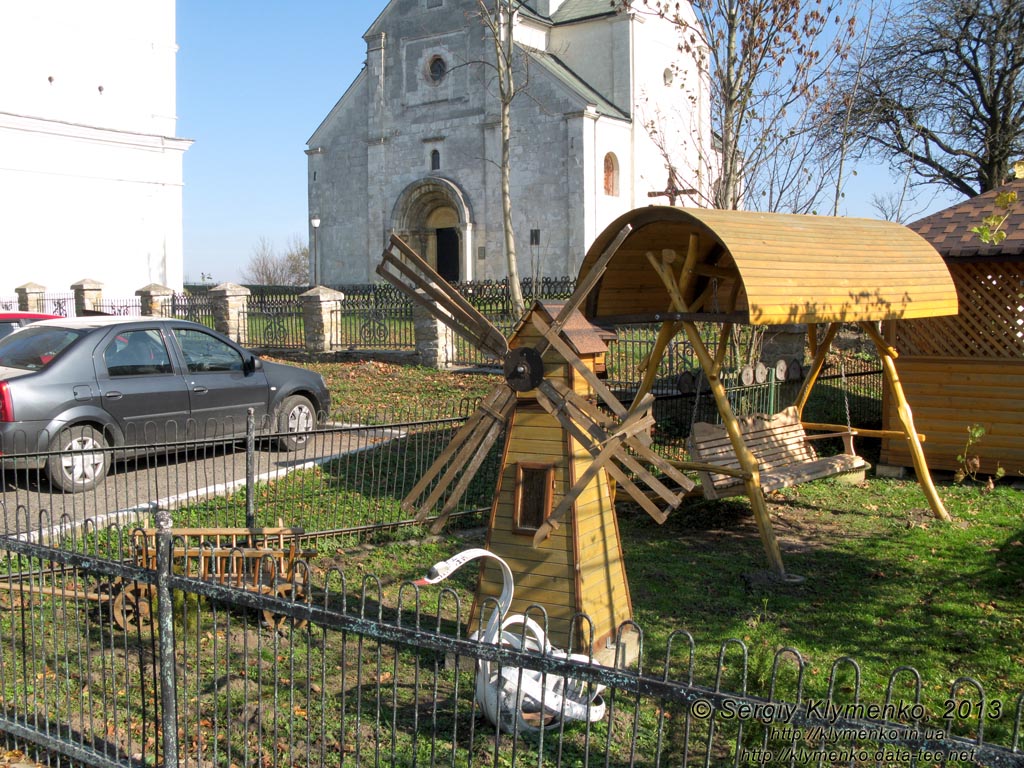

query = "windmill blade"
404;384;516;531
548;223;633;338
557;386;694;497
533;386;660;545
378;235;509;360
530;311;653;448
533;381;694;544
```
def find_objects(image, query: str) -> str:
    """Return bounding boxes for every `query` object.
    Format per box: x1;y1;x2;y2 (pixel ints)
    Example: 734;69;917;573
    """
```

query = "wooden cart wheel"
263;583;308;631
112;583;155;632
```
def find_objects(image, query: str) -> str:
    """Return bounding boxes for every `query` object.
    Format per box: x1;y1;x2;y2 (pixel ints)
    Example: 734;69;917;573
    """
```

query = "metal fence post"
245;408;256;528
155;509;179;767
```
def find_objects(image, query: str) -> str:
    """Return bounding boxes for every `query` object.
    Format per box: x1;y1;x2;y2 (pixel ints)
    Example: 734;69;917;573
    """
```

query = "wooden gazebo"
576;206;960;574
884;180;1024;477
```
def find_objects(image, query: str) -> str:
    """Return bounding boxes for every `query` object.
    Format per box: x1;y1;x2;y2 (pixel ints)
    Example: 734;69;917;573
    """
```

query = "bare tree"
241;236;309;286
619;0;858;213
824;0;1024;198
476;0;526;318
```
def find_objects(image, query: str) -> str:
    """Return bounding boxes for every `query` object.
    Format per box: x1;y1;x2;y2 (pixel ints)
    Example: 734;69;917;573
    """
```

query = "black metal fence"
240;294;305;349
329;283;415;350
170;291;217;327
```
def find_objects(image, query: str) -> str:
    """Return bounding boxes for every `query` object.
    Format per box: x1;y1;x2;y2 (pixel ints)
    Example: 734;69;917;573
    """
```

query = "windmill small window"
513;462;554;533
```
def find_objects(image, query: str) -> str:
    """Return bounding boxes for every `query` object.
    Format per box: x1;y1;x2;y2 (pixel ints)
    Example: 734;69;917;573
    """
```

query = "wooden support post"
860;322;950;522
682;320;787;577
632;320;681;409
793;322;840;418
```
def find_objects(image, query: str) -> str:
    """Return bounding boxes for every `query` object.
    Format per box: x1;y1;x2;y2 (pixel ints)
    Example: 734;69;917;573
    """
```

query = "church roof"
909;179;1024;260
551;0;618;23
525;49;630;120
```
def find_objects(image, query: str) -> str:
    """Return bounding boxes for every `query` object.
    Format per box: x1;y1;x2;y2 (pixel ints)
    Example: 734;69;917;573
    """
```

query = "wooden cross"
647;170;696;205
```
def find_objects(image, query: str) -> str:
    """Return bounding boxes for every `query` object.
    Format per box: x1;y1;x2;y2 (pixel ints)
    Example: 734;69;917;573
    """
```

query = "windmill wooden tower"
378;234;693;651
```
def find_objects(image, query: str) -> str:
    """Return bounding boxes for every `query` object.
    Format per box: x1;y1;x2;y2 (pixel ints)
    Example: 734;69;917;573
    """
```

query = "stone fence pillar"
71;280;104;316
208;283;251;344
137;284;175;317
300;286;345;353
15;283;46;313
413;290;456;368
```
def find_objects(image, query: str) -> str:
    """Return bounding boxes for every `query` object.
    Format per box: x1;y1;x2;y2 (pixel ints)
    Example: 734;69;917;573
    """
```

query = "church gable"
308;0;714;285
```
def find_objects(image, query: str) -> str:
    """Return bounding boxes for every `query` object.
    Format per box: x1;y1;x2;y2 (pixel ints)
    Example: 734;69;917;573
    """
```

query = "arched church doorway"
390;178;474;283
427;207;460;282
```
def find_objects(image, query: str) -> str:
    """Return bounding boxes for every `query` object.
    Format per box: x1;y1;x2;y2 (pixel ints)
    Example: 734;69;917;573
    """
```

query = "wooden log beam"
861;321;950;522
681;320;787;577
793;322;840;418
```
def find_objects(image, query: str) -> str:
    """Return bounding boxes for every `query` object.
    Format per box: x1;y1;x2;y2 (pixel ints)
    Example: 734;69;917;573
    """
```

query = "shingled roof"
909;179;1024;260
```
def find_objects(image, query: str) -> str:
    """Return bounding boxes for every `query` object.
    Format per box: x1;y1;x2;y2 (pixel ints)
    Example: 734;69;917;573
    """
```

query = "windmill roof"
535;301;616;355
909;179;1024;260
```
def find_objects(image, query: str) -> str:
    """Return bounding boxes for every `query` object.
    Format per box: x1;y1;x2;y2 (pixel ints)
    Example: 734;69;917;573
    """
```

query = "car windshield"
0;325;86;370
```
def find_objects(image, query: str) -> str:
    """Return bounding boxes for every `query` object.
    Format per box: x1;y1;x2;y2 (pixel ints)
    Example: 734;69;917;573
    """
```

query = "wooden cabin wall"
881;358;1024;477
471;404;580;648
569;433;632;650
882;260;1024;478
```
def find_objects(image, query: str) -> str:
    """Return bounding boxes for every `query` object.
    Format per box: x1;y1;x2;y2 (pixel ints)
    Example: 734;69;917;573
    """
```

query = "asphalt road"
0;427;392;537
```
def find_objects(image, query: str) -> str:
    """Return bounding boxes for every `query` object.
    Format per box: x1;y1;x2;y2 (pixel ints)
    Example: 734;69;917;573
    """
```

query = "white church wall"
0;0;188;297
629;5;715;206
548;13;632;114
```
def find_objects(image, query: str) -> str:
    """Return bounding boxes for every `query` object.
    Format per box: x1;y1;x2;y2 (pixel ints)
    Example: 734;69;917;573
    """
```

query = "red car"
0;312;60;342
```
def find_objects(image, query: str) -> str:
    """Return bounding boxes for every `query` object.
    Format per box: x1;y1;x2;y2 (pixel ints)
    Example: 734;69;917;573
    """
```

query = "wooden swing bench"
688;406;869;500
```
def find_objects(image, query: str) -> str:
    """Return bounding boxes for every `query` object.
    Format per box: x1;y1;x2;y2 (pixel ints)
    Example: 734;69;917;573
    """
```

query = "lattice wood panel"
895;261;1024;358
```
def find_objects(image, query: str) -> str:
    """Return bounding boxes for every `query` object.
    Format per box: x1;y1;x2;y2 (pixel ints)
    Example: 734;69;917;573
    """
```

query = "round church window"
428;56;448;84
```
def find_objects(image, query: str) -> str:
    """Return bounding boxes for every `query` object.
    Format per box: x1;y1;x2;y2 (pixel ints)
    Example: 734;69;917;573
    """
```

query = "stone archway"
391;178;474;282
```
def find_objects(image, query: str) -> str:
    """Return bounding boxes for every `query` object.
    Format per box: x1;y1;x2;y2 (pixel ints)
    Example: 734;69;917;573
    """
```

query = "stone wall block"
300;286;345;353
207;283;252;343
136;283;174;317
71;279;104;316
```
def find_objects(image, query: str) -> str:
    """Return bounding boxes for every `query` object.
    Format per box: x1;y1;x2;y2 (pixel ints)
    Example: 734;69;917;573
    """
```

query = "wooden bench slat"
688;406;869;500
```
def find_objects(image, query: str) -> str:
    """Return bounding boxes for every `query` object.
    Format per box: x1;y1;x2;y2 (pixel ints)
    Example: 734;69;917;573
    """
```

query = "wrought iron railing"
240;294;304;349
170;291;217;327
329;283;415;350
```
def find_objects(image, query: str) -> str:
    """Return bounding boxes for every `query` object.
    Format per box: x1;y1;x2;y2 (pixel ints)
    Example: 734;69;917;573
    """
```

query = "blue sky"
176;2;958;285
177;2;383;284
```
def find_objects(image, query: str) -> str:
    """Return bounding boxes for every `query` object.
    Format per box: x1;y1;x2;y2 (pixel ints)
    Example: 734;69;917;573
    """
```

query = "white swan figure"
414;547;606;732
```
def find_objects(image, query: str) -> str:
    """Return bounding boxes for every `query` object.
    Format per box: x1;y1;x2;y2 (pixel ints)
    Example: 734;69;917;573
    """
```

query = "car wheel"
276;395;317;451
46;425;110;493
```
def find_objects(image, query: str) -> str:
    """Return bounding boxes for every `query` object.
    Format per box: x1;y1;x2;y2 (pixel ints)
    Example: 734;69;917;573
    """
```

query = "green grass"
616;475;1023;734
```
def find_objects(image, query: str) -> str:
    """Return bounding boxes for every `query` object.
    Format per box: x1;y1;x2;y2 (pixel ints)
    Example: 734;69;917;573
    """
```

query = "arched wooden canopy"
578;207;959;326
574;207;959;579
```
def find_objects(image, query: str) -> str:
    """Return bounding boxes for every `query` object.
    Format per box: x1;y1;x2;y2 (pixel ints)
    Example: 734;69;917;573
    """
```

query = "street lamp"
310;215;321;286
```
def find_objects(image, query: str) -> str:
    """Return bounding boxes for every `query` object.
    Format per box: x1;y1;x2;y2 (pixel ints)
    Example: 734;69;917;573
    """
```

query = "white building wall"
0;0;188;297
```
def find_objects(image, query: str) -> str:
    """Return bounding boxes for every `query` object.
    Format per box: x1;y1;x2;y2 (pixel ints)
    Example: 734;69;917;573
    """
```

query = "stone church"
307;0;713;285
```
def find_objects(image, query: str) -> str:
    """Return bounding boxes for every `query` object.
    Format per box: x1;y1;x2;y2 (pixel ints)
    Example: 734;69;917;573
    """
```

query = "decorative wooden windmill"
378;234;694;651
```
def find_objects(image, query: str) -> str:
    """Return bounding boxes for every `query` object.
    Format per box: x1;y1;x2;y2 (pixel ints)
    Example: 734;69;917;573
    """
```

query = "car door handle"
104;391;124;400
192;385;209;394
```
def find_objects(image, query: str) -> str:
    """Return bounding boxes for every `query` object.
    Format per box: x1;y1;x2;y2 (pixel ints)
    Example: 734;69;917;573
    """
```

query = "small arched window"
603;152;619;196
430;149;441;170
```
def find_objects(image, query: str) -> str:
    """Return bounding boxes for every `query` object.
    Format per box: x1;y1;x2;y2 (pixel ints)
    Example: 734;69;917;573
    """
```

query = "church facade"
308;0;713;286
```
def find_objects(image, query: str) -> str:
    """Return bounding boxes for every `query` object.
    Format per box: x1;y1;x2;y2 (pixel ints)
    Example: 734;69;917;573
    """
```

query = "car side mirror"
244;355;263;374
